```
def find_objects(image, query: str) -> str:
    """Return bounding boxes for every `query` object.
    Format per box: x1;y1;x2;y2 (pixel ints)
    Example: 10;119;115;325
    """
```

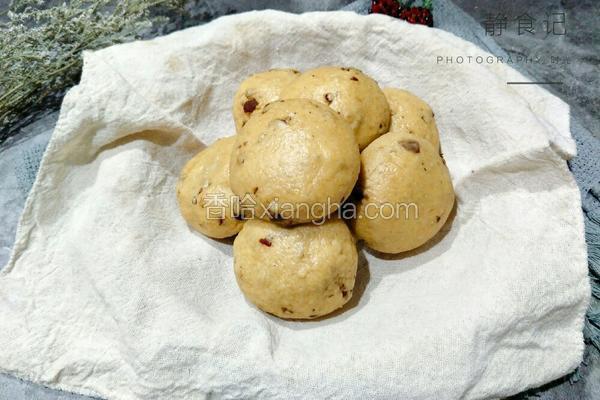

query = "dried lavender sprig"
0;0;184;144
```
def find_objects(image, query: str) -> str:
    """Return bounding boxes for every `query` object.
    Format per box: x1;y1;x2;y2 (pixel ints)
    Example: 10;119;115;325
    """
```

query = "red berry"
370;0;401;17
398;6;433;27
371;4;384;13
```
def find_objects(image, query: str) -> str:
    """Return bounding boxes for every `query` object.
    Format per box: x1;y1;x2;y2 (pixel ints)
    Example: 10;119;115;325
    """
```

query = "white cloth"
0;11;590;400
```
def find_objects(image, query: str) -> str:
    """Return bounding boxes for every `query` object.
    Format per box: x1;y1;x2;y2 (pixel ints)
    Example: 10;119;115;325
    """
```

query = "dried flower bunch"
0;0;183;144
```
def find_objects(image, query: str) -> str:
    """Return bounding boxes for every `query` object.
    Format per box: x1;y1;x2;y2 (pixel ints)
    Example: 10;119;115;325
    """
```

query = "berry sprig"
370;0;401;17
370;0;434;27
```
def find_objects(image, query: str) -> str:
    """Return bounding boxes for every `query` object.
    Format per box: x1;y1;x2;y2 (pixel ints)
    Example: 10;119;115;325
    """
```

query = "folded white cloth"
0;10;590;400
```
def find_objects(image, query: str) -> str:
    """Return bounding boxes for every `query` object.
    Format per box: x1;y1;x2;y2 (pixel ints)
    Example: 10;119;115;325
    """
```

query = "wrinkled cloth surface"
0;11;590;400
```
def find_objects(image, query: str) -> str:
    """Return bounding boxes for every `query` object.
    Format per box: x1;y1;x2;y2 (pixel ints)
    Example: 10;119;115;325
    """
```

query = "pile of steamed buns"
177;66;454;320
